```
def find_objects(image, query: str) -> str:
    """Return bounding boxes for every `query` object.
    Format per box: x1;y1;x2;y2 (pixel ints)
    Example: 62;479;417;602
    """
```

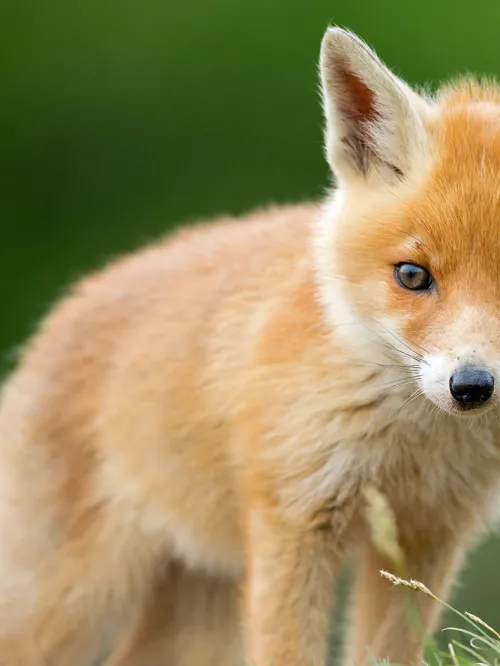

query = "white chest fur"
270;388;500;531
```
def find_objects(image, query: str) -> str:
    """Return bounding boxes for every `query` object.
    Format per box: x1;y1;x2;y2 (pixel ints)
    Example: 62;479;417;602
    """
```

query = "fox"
2;23;500;666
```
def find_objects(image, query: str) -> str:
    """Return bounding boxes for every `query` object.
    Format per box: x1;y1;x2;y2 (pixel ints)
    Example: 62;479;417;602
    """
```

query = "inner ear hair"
341;134;405;179
333;55;407;179
320;27;427;183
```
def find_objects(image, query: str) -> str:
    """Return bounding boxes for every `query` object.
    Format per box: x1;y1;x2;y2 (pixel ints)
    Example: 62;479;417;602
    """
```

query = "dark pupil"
399;264;428;289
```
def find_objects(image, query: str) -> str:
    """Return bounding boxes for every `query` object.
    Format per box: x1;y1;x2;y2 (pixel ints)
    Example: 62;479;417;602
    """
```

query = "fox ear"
320;27;430;184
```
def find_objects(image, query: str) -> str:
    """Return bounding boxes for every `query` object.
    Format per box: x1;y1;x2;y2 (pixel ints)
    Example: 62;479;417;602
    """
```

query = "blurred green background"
2;0;500;655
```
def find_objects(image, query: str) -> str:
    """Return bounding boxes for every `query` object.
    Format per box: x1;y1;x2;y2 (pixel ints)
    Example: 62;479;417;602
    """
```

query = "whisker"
349;360;419;371
344;353;419;372
365;328;425;366
404;333;429;356
330;313;430;368
372;376;420;391
390;388;424;419
334;323;409;365
355;326;425;368
354;315;428;366
370;317;429;357
375;322;424;360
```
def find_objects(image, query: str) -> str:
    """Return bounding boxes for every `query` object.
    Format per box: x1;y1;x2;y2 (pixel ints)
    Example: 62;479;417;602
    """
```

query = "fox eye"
394;263;433;291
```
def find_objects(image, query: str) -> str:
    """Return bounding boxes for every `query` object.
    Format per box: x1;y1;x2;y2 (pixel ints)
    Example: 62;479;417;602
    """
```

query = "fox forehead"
393;89;500;287
433;91;500;178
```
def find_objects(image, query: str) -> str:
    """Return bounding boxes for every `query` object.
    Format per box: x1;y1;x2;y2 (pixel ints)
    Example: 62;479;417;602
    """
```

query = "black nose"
449;367;495;407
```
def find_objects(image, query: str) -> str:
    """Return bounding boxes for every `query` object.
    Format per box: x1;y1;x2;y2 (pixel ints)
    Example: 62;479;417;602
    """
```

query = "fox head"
316;27;500;416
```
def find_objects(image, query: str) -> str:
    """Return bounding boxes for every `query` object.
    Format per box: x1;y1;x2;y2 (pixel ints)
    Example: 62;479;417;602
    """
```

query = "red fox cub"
2;24;500;666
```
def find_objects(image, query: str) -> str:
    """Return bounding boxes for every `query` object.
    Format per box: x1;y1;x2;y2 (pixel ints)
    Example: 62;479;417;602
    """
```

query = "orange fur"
2;27;500;666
